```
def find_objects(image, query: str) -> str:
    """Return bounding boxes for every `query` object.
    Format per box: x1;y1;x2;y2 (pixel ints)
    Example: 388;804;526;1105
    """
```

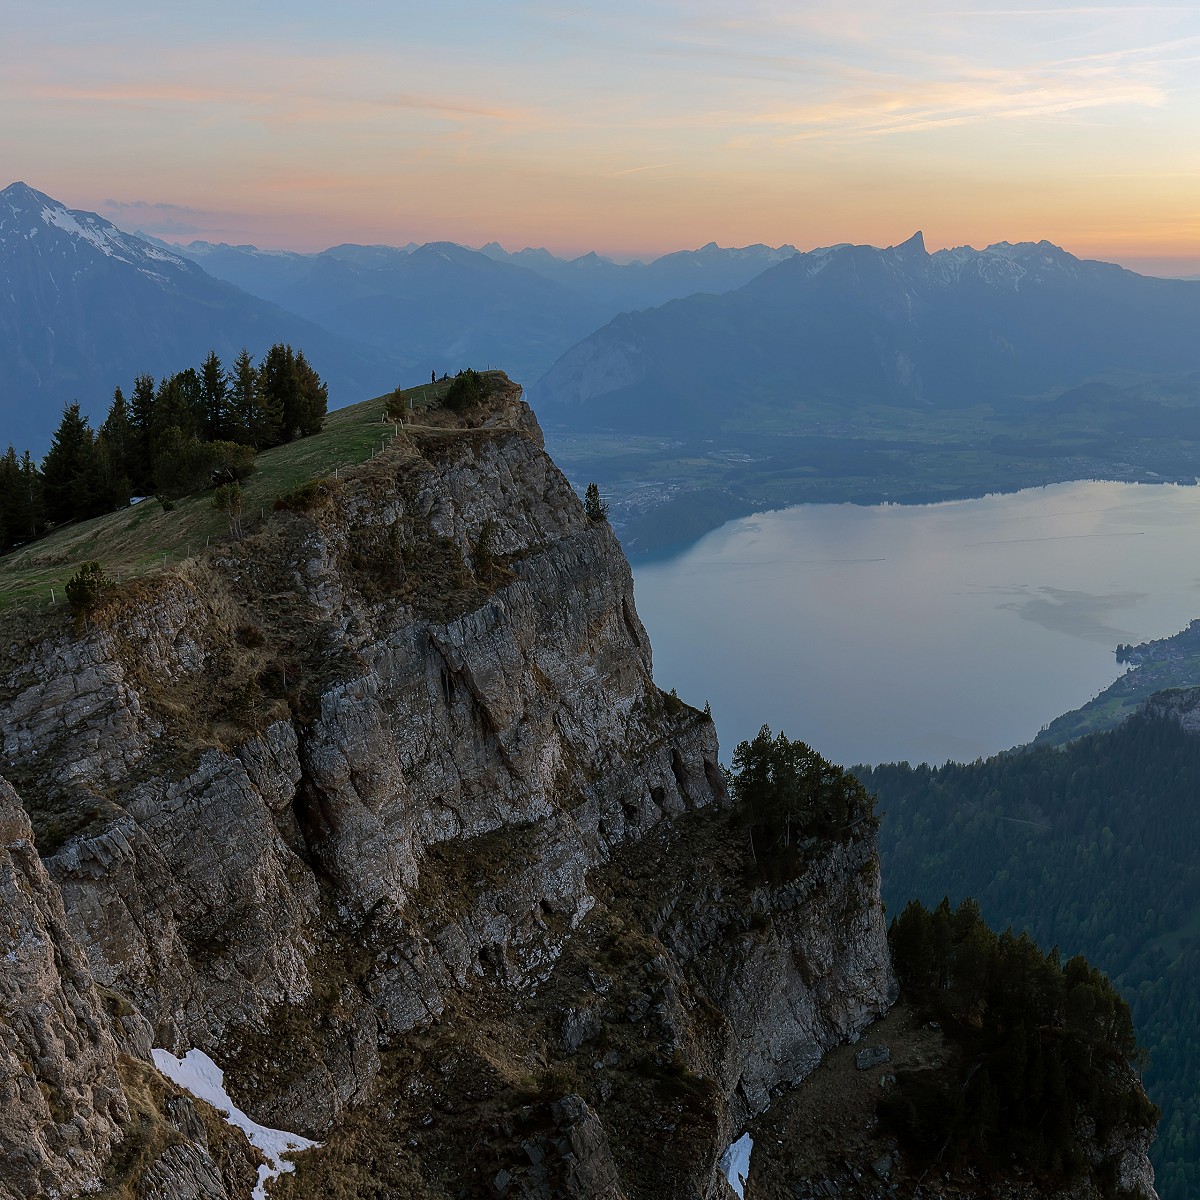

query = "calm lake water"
632;482;1200;767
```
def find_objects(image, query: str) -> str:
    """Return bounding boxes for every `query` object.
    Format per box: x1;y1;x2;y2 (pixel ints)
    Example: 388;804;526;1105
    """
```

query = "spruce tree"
293;349;328;436
0;446;19;550
152;373;197;455
19;450;44;540
128;374;156;492
42;403;100;525
584;482;609;522
229;349;257;446
98;388;134;508
200;350;229;441
174;367;204;436
256;343;295;446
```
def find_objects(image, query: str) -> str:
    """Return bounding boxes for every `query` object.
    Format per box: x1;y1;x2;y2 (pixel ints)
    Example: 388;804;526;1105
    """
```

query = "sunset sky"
4;1;1199;273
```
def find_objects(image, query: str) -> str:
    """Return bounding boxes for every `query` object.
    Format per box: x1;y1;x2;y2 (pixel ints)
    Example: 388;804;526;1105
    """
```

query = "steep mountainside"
0;379;1156;1198
533;233;1200;432
0;183;404;453
860;698;1200;1199
0;380;897;1198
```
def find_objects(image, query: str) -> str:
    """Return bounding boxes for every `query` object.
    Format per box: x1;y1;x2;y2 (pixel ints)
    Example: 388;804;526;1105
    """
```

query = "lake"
631;481;1200;767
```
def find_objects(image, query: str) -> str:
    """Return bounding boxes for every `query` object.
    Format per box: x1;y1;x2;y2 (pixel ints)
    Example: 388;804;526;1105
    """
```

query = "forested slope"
858;706;1200;1198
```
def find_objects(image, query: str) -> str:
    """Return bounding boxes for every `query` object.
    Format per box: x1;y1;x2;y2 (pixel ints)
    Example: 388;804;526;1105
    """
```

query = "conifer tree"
229;349;257;446
200;350;229;441
293;349;328;436
42;403;100;525
98;388;134;508
0;446;21;550
174;367;204;435
128;374;156;491
584;482;609;522
19;450;44;540
152;373;197;454
257;343;296;446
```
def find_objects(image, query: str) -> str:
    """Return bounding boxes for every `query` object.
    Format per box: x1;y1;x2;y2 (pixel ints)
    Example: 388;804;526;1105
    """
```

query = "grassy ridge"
0;379;451;612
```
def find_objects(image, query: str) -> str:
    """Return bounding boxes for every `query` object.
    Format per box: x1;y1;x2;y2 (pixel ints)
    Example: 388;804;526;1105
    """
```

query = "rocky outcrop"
0;378;1152;1198
1144;686;1200;735
0;774;264;1200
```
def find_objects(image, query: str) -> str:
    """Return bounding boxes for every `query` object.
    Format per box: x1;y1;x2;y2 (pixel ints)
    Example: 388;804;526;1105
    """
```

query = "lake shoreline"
631;480;1200;768
620;471;1200;565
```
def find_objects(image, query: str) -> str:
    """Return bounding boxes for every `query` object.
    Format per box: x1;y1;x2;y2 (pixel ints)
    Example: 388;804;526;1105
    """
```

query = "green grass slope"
0;379;456;614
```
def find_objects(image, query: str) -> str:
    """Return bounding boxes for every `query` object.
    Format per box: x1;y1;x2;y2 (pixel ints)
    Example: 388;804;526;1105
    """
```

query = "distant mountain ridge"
532;231;1200;431
167;235;802;386
0;182;404;453
528;232;1200;557
478;238;799;309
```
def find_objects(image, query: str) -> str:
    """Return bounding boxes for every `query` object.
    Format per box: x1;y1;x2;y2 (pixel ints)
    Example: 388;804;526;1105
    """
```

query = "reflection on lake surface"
631;482;1200;767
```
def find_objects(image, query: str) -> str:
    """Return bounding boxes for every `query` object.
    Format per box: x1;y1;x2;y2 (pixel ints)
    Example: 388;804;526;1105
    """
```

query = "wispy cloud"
95;197;210;236
735;48;1168;142
612;162;676;176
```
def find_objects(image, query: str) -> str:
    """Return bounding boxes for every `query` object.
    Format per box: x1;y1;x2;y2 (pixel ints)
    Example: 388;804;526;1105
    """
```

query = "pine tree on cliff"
584;482;608;522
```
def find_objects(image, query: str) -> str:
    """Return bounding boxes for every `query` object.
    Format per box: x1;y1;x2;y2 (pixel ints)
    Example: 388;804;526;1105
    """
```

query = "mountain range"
1;181;805;456
532;231;1200;432
168;235;799;386
528;232;1200;555
477;238;798;310
0;182;405;453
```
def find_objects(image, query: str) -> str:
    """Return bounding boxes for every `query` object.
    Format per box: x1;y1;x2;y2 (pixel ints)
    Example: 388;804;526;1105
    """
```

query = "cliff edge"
0;375;1152;1198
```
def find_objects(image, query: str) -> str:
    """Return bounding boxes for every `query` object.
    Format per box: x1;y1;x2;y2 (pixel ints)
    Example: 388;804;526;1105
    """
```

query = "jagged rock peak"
891;229;927;256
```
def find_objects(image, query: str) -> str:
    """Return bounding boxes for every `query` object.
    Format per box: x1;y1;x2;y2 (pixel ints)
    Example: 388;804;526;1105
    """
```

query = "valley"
549;378;1200;559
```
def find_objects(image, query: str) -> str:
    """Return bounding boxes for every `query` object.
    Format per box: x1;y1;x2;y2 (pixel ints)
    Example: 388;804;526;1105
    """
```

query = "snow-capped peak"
0;181;191;275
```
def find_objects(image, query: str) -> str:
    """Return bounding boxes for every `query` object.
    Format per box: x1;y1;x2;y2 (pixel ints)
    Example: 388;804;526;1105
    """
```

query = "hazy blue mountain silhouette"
177;238;609;386
478;239;798;310
531;232;1200;433
176;237;801;385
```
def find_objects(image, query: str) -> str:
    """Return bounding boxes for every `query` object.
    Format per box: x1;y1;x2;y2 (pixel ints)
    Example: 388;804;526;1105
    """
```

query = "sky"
3;1;1199;273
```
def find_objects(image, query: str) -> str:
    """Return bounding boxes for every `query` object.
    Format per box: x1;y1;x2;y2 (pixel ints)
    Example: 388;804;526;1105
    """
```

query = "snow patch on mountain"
39;202;189;273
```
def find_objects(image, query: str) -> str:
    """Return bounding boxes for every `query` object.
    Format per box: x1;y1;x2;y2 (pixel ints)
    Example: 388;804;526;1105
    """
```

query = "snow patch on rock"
152;1048;320;1200
719;1131;753;1198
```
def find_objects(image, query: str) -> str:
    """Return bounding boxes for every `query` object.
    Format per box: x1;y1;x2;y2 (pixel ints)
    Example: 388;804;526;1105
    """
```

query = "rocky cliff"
0;378;1153;1198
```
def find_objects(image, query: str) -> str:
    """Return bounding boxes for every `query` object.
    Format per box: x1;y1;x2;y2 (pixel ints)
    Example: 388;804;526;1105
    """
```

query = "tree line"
0;344;327;551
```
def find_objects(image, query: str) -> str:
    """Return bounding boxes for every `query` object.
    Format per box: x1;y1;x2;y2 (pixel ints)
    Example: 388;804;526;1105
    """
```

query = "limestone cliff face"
0;778;125;1200
0;381;1147;1198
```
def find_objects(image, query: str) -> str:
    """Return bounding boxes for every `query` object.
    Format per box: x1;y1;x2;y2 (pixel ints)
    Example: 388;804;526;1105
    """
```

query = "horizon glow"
3;2;1199;273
